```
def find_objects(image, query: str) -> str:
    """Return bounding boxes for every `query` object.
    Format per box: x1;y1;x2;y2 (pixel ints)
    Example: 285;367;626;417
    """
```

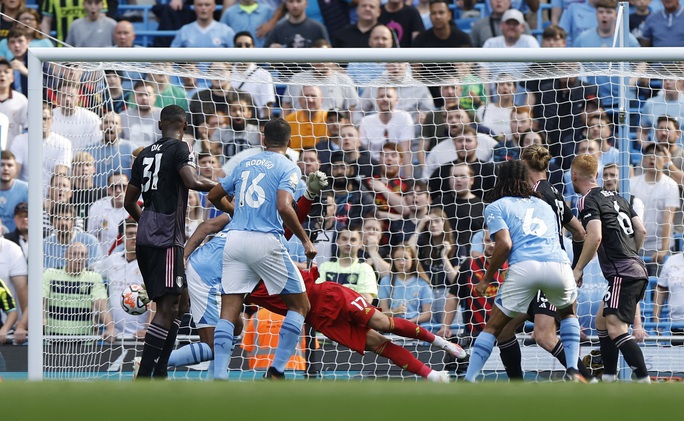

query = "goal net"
24;47;684;381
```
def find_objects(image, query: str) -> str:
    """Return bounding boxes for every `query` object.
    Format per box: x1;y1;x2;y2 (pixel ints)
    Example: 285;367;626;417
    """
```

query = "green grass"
0;380;680;420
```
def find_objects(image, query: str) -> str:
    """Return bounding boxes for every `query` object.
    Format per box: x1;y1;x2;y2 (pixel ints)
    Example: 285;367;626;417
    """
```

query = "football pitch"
0;380;679;420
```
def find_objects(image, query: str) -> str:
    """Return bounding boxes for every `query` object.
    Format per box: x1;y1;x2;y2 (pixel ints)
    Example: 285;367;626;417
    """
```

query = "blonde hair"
570;154;599;180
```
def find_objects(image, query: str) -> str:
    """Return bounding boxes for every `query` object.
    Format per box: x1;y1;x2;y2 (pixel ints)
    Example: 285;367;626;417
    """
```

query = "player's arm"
573;219;601;284
179;165;217;192
631;214;647;252
564;216;586;268
278;190;316;261
477;230;511;296
207;184;235;214
123;184;142;222
283;171;327;240
184;214;232;260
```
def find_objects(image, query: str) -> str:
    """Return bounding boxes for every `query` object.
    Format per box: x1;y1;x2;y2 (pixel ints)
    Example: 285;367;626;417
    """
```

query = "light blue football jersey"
219;151;301;235
188;228;228;287
485;196;570;266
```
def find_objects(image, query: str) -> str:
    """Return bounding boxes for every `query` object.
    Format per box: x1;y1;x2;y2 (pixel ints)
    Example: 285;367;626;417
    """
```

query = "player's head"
159;105;188;133
570;154;599;191
520;144;552;172
263;118;292;148
485;160;535;203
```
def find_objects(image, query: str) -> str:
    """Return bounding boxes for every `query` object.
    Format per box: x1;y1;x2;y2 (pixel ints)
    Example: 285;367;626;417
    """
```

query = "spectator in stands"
332;0;381;48
360;62;434;124
413;0;472;48
388;179;429;247
655;249;684;341
10;103;72;186
282;51;360;119
421;79;463;148
44;173;83;236
359;87;414;175
221;0;274;48
40;0;115;43
559;0;600;47
356;217;390;278
4;201;28;258
452;62;487;119
630;0;652;40
189;62;234;127
378;0;424;48
0;150;27;232
378;245;433;324
562;138;604;208
439;229;507;346
87;172;129;256
70;151;105;223
284;85;328;151
148;70;189;111
65;0;116;47
640;0;684;47
336;123;376;179
476;78;517;138
346;24;396;87
424;115;497;181
575;0;640;47
470;0;532;48
113;20;136;48
317;226;378;303
654;115;684;176
104;70;126;114
481;11;540;79
540;24;567;48
0;8;53;61
428;125;497;200
91;112;134;189
210;91;260;159
51;83;100;151
408;207;458;324
119;81;163;149
315;109;350;172
264;0;329;48
492;105;533;162
93;219;149;338
5;27;27;96
171;0;236;48
631;143;680;271
43;242;116;342
587;113;619;164
0;0;23;42
44;204;101;270
521;130;545;147
297;148;321;179
329;150;375;227
640;79;684;131
0;275;17;344
368;142;412;239
602;162;645;218
0;213;27;343
231;32;275;120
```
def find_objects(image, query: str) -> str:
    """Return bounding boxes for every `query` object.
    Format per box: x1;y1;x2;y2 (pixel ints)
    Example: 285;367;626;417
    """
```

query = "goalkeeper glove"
305;170;328;200
138;287;151;306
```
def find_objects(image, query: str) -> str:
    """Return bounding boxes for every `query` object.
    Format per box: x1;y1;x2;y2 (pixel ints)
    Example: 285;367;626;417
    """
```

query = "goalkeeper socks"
464;331;496;383
213;319;235;381
271;310;305;373
498;337;523;380
614;333;649;379
598;330;619;376
559;317;580;370
137;323;168;379
168;342;213;367
389;317;436;342
153;317;181;378
374;340;431;379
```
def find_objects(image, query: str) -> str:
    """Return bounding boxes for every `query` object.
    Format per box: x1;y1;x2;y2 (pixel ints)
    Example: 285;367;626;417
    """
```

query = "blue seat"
455;17;478;34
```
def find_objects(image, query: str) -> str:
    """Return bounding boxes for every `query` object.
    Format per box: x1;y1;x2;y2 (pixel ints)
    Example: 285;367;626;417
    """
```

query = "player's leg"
154;286;188;377
138;293;181;379
272;291;310;377
496;313;528;380
213;294;246;380
365;330;447;383
464;305;513;382
603;277;650;382
365;308;466;359
168;327;214;367
595;301;618;381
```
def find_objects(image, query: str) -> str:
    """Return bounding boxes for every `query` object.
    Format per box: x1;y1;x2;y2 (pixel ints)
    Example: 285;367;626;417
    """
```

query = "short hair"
326;109;350;122
452;161;474;176
132;80;150;92
107;171;128;184
485;160;535;203
520;144;552;172
72;151;95;165
595;0;617;9
657;115;679;128
1;150;16;160
382;142;401;153
312;38;331;48
263;118;291;147
330;150;346;164
118;217;138;236
571;154;599;180
542;25;567;40
511;105;531;117
233;31;254;45
160;105;187;125
603;162;619;172
643;142;667;155
455;125;477;138
0;58;9;68
7;27;30;41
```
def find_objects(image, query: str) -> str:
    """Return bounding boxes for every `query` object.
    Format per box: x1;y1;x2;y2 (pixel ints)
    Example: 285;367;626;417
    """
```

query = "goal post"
26;45;684;381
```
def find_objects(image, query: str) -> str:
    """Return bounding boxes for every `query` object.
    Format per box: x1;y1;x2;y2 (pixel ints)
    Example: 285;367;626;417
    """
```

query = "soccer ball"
120;284;150;316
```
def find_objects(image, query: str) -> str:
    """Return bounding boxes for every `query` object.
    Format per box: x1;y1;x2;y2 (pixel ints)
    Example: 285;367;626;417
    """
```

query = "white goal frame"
27;44;684;381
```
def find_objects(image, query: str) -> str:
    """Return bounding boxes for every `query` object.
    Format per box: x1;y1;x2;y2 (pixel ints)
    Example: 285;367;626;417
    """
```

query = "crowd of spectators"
1;0;684;354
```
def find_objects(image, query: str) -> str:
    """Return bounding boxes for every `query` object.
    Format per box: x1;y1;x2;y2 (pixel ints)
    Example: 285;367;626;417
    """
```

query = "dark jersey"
534;179;573;249
41;0;110;42
129;137;195;248
578;187;648;279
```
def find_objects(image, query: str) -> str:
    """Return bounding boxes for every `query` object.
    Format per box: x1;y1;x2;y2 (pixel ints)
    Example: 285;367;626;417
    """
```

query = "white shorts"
221;230;305;295
496;260;577;318
186;262;221;328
